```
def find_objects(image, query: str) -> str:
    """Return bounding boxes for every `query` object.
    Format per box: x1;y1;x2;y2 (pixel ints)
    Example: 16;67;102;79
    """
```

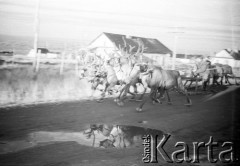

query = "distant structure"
88;32;172;66
212;49;240;68
176;54;203;59
27;48;60;59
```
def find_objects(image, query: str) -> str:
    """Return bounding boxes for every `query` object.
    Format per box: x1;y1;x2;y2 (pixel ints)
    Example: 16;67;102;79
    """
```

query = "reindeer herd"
81;38;239;112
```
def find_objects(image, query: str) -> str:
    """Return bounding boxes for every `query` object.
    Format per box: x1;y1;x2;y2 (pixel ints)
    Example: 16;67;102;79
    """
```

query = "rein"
207;68;217;70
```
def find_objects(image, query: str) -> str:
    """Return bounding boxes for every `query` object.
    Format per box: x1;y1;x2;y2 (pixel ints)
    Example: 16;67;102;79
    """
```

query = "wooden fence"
0;52;82;76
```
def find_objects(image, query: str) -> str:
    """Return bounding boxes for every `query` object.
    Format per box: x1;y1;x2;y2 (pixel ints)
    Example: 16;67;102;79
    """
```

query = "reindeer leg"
184;80;188;87
125;84;137;101
128;90;136;101
92;132;96;147
181;86;192;106
97;83;109;102
184;92;192;106
136;86;147;101
151;89;161;104
165;90;172;105
220;76;223;85
202;80;208;91
178;78;192;106
90;86;97;98
188;80;193;89
107;82;117;95
123;137;126;148
226;75;232;85
136;88;155;112
117;84;131;106
177;86;192;106
128;85;137;101
233;75;239;85
121;84;131;100
114;84;126;103
90;81;100;98
133;84;138;94
195;79;198;92
137;80;148;101
213;76;220;86
156;88;165;104
224;75;228;84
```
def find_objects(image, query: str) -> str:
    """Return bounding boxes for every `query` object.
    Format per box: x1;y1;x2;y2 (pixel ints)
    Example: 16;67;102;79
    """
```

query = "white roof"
215;50;233;59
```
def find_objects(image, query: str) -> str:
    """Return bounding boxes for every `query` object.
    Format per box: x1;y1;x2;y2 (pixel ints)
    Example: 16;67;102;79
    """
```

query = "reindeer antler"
118;44;127;56
131;39;147;58
128;45;135;55
114;36;148;66
122;36;127;48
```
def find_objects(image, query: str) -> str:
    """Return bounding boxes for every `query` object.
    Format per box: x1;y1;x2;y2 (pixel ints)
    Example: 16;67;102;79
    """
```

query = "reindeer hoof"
114;98;118;102
184;102;192;106
136;107;142;112
129;98;135;101
97;99;104;103
167;102;172;105
117;101;124;106
156;99;161;103
160;96;165;100
184;99;192;106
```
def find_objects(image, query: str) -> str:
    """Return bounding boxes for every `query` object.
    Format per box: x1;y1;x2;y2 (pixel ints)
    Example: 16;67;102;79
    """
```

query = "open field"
0;64;100;107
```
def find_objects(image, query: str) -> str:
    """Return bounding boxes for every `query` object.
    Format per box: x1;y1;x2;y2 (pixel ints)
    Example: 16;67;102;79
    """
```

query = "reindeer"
90;58;127;101
114;38;151;105
213;63;238;85
196;63;238;88
135;66;192;112
183;62;238;91
91;37;146;102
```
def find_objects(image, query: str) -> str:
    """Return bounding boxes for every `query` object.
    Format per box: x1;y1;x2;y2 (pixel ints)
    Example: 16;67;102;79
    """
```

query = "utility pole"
172;35;178;70
230;0;234;50
33;0;40;68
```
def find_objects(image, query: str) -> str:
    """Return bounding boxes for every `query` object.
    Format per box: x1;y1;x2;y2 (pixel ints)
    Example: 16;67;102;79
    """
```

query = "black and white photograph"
0;0;239;165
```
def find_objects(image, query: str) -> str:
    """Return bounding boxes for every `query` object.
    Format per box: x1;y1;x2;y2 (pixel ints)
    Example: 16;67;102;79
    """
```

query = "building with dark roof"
212;49;240;68
88;32;172;66
228;50;240;61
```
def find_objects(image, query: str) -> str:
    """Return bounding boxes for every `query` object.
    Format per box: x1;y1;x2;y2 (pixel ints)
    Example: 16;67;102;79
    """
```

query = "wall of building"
212;58;240;68
143;53;171;67
88;34;117;60
88;34;174;66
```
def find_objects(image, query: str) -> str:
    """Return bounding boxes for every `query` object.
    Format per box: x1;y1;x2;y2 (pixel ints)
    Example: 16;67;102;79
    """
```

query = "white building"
212;49;240;68
88;32;172;66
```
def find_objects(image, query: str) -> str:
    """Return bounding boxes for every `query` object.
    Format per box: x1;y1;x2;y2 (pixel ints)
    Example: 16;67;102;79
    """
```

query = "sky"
0;0;240;55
